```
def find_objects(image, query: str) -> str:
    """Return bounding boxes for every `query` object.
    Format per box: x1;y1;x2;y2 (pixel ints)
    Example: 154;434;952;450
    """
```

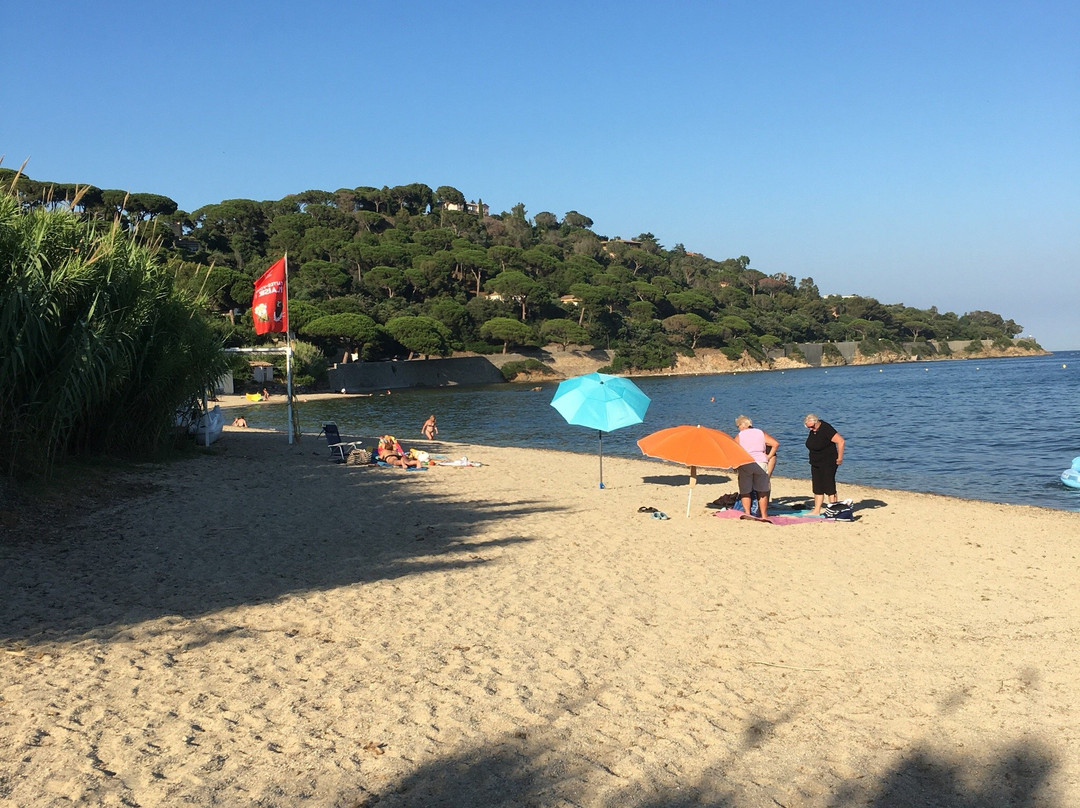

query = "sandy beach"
2;427;1079;807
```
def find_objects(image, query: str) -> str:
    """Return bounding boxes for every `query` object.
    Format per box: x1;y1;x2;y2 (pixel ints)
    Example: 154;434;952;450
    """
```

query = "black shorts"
810;463;838;495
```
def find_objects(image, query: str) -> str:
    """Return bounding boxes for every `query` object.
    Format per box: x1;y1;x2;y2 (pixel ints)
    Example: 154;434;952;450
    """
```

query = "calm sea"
242;351;1080;512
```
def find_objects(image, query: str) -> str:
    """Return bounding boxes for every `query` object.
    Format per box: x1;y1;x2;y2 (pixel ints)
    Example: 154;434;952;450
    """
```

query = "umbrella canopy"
551;372;651;488
637;425;755;516
550;372;651;432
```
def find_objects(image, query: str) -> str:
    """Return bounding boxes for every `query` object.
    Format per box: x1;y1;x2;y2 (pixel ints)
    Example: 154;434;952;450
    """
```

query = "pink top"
737;427;768;465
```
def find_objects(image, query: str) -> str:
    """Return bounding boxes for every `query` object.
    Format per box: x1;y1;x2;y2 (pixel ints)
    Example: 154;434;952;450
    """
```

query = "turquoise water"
241;351;1080;512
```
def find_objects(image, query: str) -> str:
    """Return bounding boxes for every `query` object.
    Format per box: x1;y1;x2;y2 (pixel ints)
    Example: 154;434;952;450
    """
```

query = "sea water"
245;351;1080;512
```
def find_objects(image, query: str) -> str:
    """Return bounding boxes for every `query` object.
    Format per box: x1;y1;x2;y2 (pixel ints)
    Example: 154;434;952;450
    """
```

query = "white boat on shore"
191;404;224;445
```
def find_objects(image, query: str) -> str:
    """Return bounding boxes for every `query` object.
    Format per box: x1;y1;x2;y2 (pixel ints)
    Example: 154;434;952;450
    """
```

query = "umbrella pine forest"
1;170;1037;478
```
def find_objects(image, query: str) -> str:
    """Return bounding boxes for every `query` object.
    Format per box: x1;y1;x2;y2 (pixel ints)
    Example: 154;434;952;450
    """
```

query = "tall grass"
0;187;229;479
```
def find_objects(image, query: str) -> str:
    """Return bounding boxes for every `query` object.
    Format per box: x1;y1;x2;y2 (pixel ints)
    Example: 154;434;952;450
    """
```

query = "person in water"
734;415;780;520
804;413;846;515
421;414;438;440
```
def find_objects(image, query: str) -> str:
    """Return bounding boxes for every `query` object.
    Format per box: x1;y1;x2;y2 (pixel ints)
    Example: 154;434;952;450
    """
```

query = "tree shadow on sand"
342;723;1058;808
0;434;563;646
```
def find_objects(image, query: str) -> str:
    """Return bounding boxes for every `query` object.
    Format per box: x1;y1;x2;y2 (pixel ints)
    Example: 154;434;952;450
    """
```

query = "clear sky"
4;1;1077;348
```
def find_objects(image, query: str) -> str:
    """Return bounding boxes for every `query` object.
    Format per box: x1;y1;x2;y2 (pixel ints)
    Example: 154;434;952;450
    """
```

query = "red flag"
252;257;288;335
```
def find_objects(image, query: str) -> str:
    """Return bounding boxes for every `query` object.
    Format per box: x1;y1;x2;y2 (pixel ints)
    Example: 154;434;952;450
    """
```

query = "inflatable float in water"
1061;456;1080;490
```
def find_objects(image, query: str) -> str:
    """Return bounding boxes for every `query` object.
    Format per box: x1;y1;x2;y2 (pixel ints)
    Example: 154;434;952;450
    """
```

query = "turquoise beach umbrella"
550;372;651;488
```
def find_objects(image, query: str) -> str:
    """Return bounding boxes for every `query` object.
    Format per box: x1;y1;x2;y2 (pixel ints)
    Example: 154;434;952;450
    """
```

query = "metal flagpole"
284;252;294;445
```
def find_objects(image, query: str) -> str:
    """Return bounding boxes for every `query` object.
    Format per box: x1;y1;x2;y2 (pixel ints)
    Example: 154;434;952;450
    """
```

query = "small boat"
192;404;224;445
1061;456;1080;490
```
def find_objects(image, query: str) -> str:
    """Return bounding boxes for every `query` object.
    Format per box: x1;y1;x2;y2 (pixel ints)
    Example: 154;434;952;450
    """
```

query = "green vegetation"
499;358;551;382
3;168;1039;401
0;186;228;479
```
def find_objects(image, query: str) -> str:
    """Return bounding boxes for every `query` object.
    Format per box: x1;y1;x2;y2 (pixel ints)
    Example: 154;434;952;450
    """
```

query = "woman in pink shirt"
734;415;780;520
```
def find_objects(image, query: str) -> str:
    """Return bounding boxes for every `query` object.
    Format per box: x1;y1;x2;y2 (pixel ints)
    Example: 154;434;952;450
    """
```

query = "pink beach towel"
712;510;832;526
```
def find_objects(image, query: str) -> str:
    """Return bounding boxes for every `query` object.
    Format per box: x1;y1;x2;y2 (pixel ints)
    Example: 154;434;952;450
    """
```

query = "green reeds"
0;183;228;479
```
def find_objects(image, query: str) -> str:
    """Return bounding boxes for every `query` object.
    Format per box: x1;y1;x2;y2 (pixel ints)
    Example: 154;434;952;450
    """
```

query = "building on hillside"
440;200;490;216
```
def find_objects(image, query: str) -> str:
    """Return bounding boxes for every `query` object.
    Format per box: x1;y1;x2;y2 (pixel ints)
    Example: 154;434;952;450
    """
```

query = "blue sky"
4;1;1077;348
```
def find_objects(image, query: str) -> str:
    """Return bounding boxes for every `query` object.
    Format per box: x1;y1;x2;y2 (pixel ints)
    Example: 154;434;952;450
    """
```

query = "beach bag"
707;492;740;510
346;448;372;466
732;491;760;516
822;501;854;521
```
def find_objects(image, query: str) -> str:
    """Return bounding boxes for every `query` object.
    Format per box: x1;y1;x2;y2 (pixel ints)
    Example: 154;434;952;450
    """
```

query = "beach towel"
437;456;483;467
375;460;427;470
713;510;832;526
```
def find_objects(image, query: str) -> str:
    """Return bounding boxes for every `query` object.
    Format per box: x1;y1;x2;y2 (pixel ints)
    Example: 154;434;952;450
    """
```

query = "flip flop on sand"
651;512;670;520
638;506;658;513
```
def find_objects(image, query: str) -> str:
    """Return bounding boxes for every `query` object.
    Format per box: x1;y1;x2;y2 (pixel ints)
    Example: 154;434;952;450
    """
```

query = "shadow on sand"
0;432;558;645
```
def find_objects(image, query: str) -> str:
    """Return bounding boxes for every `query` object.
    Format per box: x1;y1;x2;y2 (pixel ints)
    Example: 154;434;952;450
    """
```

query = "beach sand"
2;428;1078;807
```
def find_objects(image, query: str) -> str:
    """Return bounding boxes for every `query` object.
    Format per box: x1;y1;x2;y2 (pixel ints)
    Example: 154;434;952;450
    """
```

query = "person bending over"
804;413;846;515
734;415;779;519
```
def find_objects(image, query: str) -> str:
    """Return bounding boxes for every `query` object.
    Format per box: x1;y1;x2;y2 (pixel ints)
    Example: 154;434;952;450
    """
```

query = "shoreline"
2;432;1077;806
218;347;1054;408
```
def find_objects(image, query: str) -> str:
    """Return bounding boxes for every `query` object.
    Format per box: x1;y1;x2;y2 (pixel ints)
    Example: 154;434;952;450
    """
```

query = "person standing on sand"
804;413;845;515
734;415;779;520
421;415;438;441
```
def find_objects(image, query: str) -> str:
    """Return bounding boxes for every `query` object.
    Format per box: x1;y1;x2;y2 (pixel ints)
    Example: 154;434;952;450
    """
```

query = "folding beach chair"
317;423;359;462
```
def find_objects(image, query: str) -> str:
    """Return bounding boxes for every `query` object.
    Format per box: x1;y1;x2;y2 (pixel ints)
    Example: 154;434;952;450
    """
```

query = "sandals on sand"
651;511;670;520
638;506;658;513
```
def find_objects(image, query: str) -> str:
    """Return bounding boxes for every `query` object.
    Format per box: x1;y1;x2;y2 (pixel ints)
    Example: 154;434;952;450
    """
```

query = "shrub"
499;358;550;381
857;338;882;356
0;193;228;479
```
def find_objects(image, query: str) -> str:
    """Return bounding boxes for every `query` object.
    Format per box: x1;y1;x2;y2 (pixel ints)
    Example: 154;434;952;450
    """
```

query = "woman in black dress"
804;413;845;515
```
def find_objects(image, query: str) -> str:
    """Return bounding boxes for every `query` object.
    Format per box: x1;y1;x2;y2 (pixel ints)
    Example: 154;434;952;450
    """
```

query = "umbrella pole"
686;465;697;517
598;430;604;489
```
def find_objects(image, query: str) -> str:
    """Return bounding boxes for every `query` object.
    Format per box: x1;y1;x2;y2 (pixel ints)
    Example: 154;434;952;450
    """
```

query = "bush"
720;345;743;361
964;339;985;354
0;193;229;479
822;343;844;361
857;338;882;356
460;339;503;355
500;358;550;381
604;340;675;372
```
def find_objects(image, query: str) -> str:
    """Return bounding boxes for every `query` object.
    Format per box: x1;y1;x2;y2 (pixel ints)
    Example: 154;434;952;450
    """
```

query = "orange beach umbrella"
637;425;755;516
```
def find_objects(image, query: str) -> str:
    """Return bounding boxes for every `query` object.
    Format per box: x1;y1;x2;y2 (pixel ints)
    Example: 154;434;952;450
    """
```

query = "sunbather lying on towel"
377;435;423;468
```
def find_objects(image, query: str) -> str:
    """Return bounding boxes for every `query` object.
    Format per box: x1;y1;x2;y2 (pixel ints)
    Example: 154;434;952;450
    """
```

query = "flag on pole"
252;257;288;335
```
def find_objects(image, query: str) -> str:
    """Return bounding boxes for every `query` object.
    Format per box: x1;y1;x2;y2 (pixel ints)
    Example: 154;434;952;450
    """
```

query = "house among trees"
440;199;489;216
